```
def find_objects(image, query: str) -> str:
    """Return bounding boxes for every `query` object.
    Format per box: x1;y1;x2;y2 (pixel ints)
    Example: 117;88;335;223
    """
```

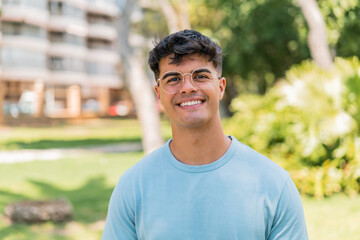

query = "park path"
0;142;143;164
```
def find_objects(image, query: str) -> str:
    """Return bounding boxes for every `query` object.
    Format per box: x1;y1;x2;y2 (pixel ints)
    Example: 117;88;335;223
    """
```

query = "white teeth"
180;100;202;107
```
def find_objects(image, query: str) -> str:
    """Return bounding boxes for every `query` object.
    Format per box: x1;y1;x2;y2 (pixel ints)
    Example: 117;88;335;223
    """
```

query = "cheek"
159;93;172;109
202;85;221;99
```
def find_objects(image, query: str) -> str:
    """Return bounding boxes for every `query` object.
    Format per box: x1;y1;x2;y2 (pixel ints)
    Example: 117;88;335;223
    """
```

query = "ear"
154;84;161;100
218;77;226;100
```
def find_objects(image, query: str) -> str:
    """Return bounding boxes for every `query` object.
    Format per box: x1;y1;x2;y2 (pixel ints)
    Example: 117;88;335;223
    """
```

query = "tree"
158;0;179;33
156;0;191;33
195;0;310;97
0;4;3;124
117;0;164;154
0;81;4;124
296;0;333;69
334;5;360;58
190;0;360;102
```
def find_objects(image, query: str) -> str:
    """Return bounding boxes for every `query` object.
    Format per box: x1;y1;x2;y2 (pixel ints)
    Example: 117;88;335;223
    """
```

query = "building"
0;0;131;122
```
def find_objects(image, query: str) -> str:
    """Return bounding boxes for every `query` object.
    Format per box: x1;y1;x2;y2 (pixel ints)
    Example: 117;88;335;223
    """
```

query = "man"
102;30;308;239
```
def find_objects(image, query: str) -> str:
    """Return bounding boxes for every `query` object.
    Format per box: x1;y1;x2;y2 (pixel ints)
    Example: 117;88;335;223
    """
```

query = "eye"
164;76;182;84
193;72;211;81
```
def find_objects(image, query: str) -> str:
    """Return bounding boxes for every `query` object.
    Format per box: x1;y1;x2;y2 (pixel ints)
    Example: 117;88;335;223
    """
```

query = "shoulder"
232;137;288;178
229;137;290;195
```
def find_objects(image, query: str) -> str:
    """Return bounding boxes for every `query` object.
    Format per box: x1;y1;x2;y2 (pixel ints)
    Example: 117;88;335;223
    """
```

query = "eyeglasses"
157;67;221;94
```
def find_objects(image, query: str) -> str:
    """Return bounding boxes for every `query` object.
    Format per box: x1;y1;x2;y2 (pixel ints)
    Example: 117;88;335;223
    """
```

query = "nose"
179;73;198;94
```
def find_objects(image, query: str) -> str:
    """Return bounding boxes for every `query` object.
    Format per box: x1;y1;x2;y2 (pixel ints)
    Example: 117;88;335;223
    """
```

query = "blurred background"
0;0;359;239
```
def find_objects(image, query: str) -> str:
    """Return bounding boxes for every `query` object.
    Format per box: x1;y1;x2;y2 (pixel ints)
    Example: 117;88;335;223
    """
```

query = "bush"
225;57;360;198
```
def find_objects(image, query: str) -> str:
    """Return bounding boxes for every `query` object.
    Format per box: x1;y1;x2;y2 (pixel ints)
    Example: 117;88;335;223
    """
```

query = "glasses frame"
156;66;221;94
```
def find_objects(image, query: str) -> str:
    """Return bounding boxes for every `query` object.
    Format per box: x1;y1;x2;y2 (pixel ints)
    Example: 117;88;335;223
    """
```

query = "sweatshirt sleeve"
268;176;309;240
101;180;137;240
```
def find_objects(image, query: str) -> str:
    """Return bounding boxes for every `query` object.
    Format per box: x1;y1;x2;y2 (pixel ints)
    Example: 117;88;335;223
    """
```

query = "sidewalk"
0;142;143;164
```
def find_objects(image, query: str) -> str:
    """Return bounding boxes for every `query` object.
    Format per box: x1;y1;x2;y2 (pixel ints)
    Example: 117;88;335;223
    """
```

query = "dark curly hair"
148;30;222;79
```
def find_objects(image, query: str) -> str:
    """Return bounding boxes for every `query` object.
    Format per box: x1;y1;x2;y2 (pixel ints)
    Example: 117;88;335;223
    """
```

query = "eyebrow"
193;68;212;74
162;71;181;80
160;68;213;80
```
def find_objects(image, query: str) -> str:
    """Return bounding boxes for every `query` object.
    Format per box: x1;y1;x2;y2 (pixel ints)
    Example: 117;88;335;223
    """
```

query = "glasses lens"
192;69;213;83
161;71;183;93
159;67;218;94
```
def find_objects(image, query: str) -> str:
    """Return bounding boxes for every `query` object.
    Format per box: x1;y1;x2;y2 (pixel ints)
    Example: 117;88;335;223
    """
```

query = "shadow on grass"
2;137;141;150
0;176;114;239
0;223;72;240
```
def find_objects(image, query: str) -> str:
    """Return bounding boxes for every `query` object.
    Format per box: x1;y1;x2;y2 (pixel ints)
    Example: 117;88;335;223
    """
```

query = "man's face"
154;54;226;129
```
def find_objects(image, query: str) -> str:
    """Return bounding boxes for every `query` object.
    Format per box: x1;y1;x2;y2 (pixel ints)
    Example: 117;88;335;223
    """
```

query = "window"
49;56;85;72
88;15;113;26
48;1;63;15
49;31;85;46
3;0;47;10
1;48;47;68
49;1;85;19
2;22;46;38
87;62;116;75
88;39;114;50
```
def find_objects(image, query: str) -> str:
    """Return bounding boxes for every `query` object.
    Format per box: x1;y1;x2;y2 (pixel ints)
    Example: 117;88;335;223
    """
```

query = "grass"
0;152;143;240
0;152;359;239
0;118;172;150
0;118;359;239
303;195;360;240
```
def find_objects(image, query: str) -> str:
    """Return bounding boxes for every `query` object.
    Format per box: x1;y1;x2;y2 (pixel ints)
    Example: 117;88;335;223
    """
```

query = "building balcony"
87;24;117;41
87;49;119;64
2;36;49;53
49;71;88;85
88;74;123;88
1;67;49;82
48;16;88;37
2;5;49;27
48;43;88;59
87;0;119;17
60;0;87;10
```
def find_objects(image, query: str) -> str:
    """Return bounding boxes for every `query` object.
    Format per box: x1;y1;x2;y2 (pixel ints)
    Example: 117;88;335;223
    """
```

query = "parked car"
108;101;131;116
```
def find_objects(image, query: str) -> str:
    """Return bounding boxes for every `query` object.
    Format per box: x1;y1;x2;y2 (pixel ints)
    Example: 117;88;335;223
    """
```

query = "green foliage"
134;8;169;39
189;0;360;97
194;0;310;94
224;57;360;198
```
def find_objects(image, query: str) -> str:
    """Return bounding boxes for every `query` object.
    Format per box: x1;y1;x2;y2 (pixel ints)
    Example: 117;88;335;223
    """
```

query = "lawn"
0;152;143;240
303;195;360;240
1;151;359;240
0;119;359;239
0;118;172;150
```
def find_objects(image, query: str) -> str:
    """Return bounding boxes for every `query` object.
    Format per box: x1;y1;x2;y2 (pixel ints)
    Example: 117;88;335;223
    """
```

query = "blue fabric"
102;137;308;240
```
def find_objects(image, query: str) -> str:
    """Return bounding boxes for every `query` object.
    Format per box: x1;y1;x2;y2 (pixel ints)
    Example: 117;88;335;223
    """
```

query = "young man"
102;30;308;239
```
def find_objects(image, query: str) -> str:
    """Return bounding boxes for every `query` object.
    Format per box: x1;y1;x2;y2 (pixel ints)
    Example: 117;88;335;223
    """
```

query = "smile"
179;100;203;107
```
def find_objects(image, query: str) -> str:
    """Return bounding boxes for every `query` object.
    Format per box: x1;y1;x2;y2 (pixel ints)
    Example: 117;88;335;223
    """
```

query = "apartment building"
0;0;131;121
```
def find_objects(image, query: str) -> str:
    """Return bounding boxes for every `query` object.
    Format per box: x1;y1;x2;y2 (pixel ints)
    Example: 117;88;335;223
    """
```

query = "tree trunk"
297;0;333;69
117;0;163;154
158;0;191;33
0;9;3;124
177;0;191;30
0;80;5;124
158;0;180;33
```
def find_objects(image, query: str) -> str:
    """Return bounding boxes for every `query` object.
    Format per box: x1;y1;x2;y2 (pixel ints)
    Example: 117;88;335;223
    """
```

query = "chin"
177;116;212;129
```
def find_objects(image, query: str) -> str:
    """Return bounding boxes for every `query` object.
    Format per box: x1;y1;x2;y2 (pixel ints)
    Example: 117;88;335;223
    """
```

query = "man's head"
150;30;226;130
148;30;222;80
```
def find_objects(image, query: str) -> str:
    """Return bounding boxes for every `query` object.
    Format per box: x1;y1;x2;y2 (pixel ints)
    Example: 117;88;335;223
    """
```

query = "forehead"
158;54;215;75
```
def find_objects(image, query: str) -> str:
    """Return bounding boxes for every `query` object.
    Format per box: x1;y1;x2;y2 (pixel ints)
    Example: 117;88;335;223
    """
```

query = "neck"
169;118;232;165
